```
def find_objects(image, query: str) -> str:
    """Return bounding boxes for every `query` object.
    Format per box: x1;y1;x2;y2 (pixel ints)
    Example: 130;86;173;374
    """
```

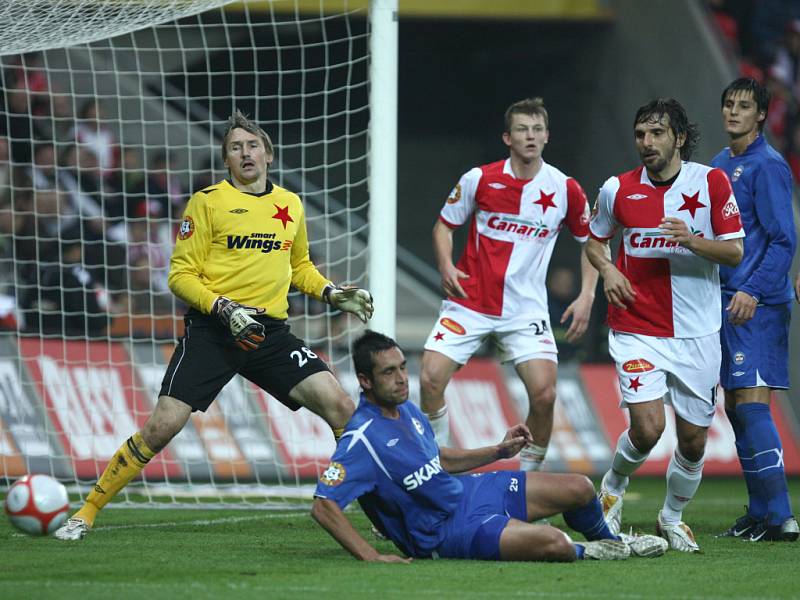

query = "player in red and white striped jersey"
586;98;744;553
420;98;598;472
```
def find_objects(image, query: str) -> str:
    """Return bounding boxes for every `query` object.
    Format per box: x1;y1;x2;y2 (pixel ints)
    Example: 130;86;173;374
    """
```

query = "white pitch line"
92;511;309;531
10;512;308;537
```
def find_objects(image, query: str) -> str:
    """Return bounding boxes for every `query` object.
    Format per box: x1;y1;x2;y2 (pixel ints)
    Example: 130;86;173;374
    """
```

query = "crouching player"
311;331;667;562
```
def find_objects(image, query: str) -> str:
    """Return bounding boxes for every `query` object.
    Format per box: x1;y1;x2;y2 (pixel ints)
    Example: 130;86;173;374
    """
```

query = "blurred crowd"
709;0;800;182
0;52;202;339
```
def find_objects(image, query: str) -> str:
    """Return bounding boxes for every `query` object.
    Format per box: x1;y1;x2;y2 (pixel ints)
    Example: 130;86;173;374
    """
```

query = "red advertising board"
580;364;800;475
447;359;522;471
18;339;181;479
251;387;336;478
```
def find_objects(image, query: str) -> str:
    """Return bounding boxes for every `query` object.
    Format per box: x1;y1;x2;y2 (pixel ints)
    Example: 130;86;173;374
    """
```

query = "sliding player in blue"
712;77;798;542
311;330;667;562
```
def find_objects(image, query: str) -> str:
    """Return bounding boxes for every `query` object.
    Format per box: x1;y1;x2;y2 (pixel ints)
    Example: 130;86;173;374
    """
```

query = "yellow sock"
73;432;156;527
332;427;344;441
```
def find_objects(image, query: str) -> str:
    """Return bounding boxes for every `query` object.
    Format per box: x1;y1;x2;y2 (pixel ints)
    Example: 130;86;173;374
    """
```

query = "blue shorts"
435;471;527;561
720;297;791;390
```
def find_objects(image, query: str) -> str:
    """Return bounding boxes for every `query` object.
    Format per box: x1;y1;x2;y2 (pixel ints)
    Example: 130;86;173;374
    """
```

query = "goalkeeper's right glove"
212;296;266;351
323;285;374;323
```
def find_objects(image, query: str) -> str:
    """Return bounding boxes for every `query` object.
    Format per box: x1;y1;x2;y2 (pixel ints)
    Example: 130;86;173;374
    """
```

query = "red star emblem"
629;376;643;392
677;191;705;219
534;190;557;213
433;332;445;342
272;204;294;229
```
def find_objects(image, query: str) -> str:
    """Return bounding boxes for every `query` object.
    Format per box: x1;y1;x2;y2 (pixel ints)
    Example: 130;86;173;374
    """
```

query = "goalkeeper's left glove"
323;285;374;323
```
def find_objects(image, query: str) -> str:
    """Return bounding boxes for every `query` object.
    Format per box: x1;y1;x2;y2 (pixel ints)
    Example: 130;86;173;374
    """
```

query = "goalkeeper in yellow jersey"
55;110;374;541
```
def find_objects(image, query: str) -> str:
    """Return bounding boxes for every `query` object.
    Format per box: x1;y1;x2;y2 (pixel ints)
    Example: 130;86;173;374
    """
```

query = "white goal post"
0;0;397;507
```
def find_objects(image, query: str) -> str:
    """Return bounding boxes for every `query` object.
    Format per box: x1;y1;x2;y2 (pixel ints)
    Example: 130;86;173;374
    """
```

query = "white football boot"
618;529;668;557
580;539;631;560
598;474;624;536
656;510;699;553
54;517;90;541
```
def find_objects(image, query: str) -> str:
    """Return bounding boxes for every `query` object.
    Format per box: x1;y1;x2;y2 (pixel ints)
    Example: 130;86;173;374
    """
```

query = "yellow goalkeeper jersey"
168;179;331;319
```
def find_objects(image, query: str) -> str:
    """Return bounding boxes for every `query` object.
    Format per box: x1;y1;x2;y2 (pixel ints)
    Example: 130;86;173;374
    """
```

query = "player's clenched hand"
440;264;469;299
326;285;374;323
561;293;593;342
497;423;533;459
212;296;266;351
659;217;693;246
726;291;757;326
601;265;636;309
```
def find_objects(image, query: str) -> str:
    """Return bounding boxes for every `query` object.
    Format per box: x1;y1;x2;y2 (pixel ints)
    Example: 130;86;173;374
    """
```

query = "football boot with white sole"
656;510;699;553
598;475;624;536
580;539;631;560
618;530;668;557
54;517;90;541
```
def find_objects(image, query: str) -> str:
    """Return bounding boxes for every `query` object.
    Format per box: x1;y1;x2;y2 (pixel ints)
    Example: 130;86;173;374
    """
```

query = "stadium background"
1;0;800;488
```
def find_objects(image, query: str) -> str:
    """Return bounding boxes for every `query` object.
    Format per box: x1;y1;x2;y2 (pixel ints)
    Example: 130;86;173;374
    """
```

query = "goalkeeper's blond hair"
221;109;274;161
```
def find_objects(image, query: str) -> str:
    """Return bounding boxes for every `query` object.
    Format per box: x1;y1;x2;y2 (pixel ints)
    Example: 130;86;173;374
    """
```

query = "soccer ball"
4;474;70;536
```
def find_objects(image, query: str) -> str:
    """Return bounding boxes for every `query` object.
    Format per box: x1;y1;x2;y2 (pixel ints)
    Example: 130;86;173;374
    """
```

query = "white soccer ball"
4;474;70;536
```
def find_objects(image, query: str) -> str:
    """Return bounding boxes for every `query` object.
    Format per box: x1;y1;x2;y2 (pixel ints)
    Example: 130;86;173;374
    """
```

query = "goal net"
0;0;372;507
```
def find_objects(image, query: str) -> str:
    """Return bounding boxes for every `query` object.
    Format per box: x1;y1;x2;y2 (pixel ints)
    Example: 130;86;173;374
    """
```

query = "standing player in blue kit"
712;77;798;542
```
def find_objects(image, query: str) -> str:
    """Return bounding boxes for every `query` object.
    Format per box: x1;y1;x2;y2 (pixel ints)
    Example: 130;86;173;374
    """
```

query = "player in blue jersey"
311;330;667;562
711;77;798;542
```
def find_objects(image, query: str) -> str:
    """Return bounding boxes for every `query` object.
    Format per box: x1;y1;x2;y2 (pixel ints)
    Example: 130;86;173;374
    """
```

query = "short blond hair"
221;109;273;162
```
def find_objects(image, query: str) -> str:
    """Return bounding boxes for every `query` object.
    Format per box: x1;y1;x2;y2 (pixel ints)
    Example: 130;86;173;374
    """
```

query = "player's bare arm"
439;424;532;473
432;220;469;298
659;217;743;266
311;497;412;564
560;246;598;342
585;238;636;309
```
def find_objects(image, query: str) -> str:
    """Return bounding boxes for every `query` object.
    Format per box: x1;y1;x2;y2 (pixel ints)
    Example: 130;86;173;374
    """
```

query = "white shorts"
608;330;721;427
423;300;557;366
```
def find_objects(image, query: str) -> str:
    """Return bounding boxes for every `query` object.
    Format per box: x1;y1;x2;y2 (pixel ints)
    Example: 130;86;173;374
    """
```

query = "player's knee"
419;364;450;402
531;383;556;408
629;421;663;452
544;529;577;562
573;475;595;506
677;437;706;463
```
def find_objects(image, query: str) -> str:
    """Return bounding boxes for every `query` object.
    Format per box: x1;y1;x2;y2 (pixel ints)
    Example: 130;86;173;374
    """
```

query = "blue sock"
737;403;793;525
563;497;618;541
574;543;585;559
726;408;767;519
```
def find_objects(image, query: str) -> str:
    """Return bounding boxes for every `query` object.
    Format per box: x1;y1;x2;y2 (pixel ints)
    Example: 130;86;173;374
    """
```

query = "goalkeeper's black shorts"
159;313;331;412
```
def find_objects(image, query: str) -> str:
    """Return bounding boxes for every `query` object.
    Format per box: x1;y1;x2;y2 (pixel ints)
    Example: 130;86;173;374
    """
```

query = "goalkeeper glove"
323;285;374;323
212;296;266;351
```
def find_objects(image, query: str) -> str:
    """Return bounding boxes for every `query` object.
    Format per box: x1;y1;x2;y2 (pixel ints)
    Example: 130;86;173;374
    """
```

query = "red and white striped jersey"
589;162;745;338
439;159;589;318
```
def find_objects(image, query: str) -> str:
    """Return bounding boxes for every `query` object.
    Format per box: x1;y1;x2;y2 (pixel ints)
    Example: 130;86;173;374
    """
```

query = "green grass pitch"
1;477;797;599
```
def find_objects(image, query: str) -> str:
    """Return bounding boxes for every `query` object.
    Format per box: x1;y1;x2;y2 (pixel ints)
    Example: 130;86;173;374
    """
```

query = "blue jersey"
711;135;797;304
314;396;464;558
